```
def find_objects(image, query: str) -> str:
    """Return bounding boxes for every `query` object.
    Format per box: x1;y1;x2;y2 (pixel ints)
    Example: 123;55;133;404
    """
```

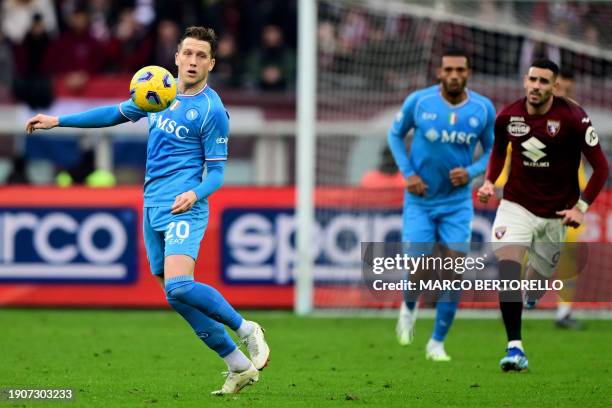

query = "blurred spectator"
1;0;57;43
0;31;14;103
152;19;180;75
353;22;409;90
199;0;227;34
246;24;295;91
13;13;53;108
238;0;297;54
337;7;368;55
6;155;30;184
106;8;153;73
583;24;600;46
360;146;404;189
156;0;203;29
555;67;575;99
550;1;589;37
519;38;560;77
210;33;243;89
317;21;337;70
42;6;105;92
89;0;115;43
133;0;155;27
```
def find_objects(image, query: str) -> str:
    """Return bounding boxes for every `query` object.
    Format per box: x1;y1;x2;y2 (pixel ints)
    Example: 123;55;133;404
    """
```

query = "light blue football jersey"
119;84;229;207
388;84;495;205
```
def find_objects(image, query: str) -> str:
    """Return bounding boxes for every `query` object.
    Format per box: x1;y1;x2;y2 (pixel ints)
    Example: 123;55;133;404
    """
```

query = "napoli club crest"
546;120;561;137
494;226;507;240
186;108;199;121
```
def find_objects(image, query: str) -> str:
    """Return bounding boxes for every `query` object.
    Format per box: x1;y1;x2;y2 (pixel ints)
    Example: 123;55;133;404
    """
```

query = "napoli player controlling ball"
388;48;495;361
25;27;270;395
478;59;609;371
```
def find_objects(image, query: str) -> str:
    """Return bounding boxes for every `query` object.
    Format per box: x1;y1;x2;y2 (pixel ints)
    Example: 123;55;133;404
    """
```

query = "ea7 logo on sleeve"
507;122;530;137
216;137;228;144
585;126;599;147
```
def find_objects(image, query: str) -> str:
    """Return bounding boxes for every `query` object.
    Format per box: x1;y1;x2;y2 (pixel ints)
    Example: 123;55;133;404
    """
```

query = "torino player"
478;59;609;371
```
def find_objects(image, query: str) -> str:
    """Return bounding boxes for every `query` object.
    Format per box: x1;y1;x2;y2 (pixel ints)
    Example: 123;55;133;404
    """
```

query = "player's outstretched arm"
25;114;59;134
26;105;131;134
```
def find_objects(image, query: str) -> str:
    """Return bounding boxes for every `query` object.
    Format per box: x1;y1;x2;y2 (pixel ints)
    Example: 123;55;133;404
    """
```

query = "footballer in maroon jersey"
477;59;609;372
480;61;608;225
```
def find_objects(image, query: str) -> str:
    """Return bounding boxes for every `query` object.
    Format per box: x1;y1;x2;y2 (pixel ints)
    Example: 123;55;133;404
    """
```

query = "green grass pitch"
1;310;611;407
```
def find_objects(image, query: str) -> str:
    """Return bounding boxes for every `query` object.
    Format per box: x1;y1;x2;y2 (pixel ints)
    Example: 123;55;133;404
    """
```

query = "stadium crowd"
1;0;611;186
318;0;612;91
2;0;611;107
0;0;298;108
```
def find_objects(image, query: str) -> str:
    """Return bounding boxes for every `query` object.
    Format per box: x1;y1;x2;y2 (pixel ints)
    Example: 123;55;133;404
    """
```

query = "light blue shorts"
402;200;473;255
143;203;208;275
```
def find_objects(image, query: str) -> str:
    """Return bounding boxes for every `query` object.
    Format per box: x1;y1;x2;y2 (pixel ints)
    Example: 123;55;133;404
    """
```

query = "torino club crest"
494;226;507;239
547;120;561;137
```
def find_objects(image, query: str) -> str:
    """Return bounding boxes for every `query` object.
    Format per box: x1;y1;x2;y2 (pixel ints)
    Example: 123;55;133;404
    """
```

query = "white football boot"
211;363;259;395
241;321;270;370
396;302;418;346
425;339;451;362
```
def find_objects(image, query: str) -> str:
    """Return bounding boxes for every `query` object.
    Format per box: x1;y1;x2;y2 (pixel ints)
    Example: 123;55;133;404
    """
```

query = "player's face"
176;37;216;89
524;67;555;107
438;56;470;97
554;76;574;98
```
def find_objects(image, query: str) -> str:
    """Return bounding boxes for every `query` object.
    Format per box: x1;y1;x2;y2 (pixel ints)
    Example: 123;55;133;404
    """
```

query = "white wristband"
576;199;589;213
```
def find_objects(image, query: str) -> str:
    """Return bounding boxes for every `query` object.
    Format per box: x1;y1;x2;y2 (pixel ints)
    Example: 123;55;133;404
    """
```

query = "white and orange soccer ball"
129;65;177;112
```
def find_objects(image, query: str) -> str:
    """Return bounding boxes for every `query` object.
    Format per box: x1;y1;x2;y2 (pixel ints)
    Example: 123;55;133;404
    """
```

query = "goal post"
295;0;317;315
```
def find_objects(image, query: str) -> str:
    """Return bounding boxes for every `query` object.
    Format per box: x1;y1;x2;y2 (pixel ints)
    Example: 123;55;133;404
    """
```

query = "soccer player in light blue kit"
25;26;269;394
388;48;495;361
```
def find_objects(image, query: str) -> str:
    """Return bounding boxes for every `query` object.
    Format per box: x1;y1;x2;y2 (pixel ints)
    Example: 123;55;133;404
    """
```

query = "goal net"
306;0;612;313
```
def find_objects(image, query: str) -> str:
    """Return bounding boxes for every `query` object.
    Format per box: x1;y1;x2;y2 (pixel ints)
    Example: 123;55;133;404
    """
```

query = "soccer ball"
129;66;177;112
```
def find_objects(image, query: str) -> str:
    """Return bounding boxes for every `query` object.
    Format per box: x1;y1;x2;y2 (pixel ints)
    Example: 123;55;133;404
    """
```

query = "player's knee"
165;276;195;300
495;245;526;263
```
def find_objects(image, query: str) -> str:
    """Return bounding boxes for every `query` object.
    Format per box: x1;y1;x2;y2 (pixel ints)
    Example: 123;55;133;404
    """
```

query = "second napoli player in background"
25;27;270;395
388;48;495;361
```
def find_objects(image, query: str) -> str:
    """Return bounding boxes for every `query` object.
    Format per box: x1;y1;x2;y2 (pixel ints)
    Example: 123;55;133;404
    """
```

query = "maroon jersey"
486;97;608;218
